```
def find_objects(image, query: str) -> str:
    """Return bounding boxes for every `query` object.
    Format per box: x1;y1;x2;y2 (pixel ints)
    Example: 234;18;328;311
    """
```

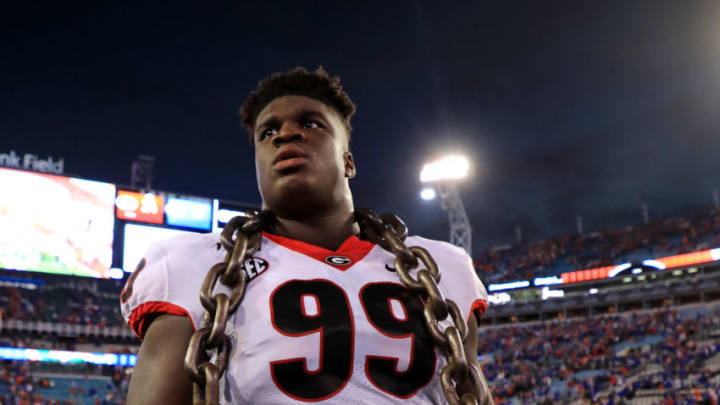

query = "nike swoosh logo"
385;264;396;272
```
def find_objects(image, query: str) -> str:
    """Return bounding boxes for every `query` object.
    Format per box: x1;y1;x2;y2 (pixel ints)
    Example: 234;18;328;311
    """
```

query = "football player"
122;67;492;404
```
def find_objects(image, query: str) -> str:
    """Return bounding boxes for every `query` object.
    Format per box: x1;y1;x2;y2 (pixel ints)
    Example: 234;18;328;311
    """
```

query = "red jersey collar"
262;232;375;270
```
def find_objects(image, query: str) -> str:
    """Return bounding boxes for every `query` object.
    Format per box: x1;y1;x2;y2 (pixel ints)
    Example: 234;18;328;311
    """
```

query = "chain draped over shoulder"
184;209;493;405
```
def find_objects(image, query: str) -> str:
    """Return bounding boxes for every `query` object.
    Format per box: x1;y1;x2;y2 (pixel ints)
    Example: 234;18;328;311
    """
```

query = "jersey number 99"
269;279;436;401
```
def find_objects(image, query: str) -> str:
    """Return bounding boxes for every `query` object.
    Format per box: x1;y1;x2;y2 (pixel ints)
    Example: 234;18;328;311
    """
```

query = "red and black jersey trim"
127;301;196;340
262;232;376;270
468;298;488;324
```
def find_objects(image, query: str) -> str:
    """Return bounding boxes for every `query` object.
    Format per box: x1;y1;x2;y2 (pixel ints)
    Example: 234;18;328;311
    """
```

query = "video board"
122;223;194;272
165;197;212;230
0;168;116;277
115;190;165;224
116;190;213;231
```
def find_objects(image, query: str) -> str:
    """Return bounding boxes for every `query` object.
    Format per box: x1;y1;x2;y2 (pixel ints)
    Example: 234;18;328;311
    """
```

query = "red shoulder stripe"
127;301;196;340
468;298;488;324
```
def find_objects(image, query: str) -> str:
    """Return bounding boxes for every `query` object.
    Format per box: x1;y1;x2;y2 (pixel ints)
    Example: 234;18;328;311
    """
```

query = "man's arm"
458;314;495;405
127;314;194;405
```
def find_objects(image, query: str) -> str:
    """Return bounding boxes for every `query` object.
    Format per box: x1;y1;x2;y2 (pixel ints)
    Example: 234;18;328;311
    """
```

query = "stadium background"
0;164;718;404
4;2;720;404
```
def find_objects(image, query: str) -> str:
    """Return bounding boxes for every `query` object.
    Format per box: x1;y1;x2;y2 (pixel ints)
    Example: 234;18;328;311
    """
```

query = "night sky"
3;1;720;254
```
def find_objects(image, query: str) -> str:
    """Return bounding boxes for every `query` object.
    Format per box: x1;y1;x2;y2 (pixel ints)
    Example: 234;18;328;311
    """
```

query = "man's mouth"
273;147;309;171
274;156;307;171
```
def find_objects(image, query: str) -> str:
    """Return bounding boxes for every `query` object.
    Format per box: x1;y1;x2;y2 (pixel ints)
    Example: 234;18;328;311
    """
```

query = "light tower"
420;155;472;256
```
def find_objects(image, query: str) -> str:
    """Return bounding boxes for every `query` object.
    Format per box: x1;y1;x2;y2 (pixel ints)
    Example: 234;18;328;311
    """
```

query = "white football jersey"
121;231;488;404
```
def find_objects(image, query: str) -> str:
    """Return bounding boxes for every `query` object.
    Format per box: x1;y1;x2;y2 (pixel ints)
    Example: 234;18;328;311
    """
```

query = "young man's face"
253;95;355;218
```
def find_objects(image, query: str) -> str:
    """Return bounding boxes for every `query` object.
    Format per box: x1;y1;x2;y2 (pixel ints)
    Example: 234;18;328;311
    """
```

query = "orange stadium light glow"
561;266;614;284
560;247;720;285
657;250;716;269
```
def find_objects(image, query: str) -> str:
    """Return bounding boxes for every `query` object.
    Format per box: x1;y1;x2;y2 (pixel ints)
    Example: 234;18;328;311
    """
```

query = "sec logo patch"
325;255;352;266
242;257;269;281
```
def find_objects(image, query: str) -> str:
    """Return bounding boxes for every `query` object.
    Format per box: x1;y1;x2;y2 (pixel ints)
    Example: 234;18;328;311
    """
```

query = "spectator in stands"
478;306;720;404
475;208;720;284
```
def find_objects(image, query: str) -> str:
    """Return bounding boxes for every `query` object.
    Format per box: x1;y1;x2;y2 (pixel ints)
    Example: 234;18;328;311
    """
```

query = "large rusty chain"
185;209;492;405
355;208;493;405
184;211;271;405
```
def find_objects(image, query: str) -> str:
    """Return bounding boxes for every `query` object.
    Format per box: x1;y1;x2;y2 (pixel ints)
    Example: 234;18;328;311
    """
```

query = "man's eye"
260;128;277;140
303;120;321;129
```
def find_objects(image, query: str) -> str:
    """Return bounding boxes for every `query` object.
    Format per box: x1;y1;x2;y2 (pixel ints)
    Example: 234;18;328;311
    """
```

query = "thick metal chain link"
185;209;492;405
184;211;270;405
356;208;493;405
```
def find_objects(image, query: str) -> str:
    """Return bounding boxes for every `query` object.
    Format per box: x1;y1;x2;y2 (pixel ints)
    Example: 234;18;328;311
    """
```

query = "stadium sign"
165;197;212;230
0;150;64;174
488;280;530;292
115;190;165;224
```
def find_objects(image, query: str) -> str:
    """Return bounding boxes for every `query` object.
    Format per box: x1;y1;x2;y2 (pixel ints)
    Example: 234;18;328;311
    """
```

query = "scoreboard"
0;168;115;277
0;167;258;279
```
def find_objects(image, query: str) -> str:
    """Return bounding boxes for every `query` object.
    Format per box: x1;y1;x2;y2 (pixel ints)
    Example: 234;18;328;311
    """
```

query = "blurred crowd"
475;208;720;284
480;306;720;404
0;277;124;329
0;360;130;405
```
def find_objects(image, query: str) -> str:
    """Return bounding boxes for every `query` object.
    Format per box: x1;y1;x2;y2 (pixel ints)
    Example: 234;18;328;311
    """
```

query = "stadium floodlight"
420;187;436;201
420;155;469;183
419;154;472;255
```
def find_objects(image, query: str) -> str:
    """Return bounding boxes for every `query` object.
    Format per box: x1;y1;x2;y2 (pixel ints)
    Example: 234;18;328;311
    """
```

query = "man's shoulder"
403;235;487;315
404;235;468;260
150;232;224;271
121;232;223;337
155;231;221;254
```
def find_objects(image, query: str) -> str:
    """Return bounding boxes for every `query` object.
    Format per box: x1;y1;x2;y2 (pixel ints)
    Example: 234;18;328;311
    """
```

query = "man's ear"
344;152;356;178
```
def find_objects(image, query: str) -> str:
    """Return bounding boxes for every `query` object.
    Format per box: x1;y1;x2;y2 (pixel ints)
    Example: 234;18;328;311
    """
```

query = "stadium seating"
0;270;126;328
480;303;720;404
475;208;720;284
0;360;130;404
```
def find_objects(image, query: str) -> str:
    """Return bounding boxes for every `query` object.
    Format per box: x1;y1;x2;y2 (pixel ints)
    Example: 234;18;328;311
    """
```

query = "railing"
2;319;136;339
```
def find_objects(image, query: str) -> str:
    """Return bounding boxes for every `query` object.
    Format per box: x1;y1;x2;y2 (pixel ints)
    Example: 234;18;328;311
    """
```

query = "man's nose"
272;123;305;146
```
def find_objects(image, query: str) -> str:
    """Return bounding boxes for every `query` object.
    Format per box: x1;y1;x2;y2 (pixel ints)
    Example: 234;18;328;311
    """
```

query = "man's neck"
270;209;360;251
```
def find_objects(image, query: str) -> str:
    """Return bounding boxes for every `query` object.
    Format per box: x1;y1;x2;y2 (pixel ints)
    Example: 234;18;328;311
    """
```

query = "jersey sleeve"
459;251;489;324
422;239;488;325
120;237;207;340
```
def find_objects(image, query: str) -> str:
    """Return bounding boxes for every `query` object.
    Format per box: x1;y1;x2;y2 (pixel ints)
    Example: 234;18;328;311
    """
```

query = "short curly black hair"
240;66;356;144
